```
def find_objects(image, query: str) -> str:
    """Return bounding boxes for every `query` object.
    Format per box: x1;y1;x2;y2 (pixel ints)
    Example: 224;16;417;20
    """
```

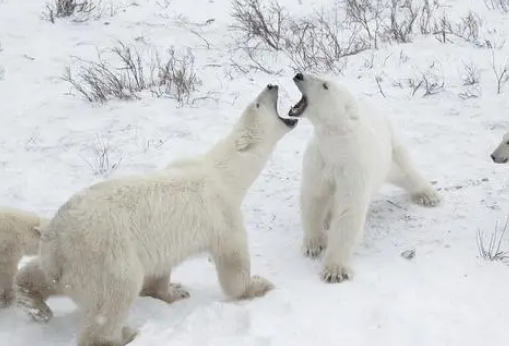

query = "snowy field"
1;0;509;345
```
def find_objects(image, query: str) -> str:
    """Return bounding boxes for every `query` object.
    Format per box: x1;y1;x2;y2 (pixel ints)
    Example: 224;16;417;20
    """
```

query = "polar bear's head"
288;72;353;125
491;131;509;164
233;84;298;152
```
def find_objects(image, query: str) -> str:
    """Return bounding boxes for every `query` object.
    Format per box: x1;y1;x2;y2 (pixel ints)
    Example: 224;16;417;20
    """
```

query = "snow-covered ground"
1;0;509;345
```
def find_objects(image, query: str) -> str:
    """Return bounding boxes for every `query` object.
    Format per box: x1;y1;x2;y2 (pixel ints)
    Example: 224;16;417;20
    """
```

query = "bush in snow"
42;0;123;23
42;0;96;23
483;0;509;13
230;0;491;74
63;41;200;105
477;217;509;264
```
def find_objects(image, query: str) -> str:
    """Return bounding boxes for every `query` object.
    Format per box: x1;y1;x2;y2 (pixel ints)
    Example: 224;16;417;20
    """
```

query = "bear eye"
322;82;328;90
256;103;260;108
506;141;509;145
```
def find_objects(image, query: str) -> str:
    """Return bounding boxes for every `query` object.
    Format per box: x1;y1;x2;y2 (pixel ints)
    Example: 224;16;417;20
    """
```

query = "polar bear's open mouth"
288;95;308;117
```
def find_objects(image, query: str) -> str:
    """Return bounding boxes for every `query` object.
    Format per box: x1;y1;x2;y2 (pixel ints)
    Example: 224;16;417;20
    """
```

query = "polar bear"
0;207;49;307
490;131;509;163
15;84;298;346
287;72;440;283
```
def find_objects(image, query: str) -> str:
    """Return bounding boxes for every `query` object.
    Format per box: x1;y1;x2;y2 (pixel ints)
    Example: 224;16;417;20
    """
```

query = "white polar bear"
490;131;509;163
288;72;440;283
15;84;298;346
0;207;49;307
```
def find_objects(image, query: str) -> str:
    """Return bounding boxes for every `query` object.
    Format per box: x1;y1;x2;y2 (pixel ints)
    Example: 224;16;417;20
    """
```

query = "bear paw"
320;263;353;284
302;235;326;259
16;296;53;323
166;283;191;303
411;188;441;207
243;276;274;299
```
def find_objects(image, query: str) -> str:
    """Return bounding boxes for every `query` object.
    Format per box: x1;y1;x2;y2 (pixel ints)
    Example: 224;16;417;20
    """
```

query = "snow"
1;0;509;345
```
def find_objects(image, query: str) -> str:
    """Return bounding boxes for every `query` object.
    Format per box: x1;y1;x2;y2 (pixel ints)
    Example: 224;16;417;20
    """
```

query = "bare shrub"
384;0;421;43
431;13;452;43
229;0;289;74
42;0;123;23
344;0;385;48
454;12;482;44
419;0;440;34
459;85;481;99
430;11;487;47
82;135;123;177
484;0;509;13
458;61;481;99
490;50;509;94
285;5;369;73
477;217;509;264
42;0;97;23
63;41;199;104
460;61;480;86
151;47;200;102
420;73;444;96
344;0;483;47
230;0;369;74
344;0;442;45
229;0;443;73
374;74;387;97
407;64;445;97
231;0;288;51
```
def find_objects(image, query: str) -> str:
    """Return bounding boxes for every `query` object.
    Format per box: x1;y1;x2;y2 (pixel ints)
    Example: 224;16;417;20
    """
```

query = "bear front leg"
321;191;370;284
300;143;334;259
140;274;190;304
211;213;274;300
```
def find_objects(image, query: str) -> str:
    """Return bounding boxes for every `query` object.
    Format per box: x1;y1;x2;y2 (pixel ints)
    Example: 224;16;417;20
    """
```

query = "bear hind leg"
389;144;441;207
77;272;142;346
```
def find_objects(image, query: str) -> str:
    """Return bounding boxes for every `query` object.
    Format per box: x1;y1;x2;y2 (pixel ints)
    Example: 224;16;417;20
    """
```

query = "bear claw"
320;263;353;283
302;235;326;259
412;189;441;207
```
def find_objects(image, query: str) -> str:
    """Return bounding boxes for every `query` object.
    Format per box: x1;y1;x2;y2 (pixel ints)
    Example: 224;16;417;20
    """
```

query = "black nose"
491;154;496;161
294;73;304;81
267;84;278;90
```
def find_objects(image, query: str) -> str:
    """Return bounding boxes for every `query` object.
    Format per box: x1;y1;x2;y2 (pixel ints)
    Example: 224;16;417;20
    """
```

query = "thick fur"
0;207;48;307
15;84;297;346
490;131;509;164
289;73;440;283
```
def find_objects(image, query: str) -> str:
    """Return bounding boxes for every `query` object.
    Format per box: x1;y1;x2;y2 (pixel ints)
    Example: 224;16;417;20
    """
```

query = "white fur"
0;207;48;307
290;73;440;283
15;84;297;346
491;131;509;164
